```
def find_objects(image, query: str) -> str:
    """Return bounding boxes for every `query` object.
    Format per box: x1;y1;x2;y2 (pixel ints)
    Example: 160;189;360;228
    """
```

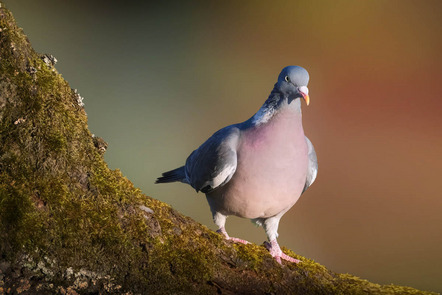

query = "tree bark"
0;3;436;294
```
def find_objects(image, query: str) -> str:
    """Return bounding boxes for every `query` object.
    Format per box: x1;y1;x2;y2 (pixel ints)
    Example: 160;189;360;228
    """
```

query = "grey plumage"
185;126;240;193
303;136;318;193
156;66;318;263
155;166;187;184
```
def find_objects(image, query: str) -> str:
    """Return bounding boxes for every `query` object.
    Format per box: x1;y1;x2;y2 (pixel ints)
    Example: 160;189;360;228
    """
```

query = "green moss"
45;131;66;152
233;242;267;270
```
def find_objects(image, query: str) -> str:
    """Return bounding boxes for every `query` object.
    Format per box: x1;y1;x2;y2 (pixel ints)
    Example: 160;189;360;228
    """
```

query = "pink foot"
217;227;249;244
264;240;300;264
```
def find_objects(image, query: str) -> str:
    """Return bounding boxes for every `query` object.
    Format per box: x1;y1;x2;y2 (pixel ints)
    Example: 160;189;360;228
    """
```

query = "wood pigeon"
156;66;318;264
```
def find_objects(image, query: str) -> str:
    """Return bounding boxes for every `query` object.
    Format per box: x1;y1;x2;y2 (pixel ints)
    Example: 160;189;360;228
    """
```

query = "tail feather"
155;166;187;184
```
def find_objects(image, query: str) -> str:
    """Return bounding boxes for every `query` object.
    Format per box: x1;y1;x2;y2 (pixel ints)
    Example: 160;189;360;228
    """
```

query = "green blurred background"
3;0;441;292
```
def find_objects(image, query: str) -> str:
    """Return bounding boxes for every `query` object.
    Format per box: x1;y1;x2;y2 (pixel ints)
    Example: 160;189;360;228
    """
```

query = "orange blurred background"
3;0;442;292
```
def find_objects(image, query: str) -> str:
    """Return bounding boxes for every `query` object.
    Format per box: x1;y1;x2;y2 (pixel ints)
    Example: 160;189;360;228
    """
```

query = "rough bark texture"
0;3;437;295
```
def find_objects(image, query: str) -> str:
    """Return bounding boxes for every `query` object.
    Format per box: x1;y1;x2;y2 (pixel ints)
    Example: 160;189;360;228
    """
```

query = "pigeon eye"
284;76;290;82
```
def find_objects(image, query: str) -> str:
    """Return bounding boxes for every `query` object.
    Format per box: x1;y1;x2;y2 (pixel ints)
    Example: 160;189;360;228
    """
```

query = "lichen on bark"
0;2;437;294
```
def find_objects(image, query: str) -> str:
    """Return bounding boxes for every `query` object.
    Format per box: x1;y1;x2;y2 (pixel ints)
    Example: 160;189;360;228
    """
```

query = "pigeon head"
252;66;311;125
276;66;310;105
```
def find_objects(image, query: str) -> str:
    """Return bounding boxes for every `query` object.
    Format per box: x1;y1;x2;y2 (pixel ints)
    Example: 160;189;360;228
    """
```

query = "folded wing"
303;136;318;194
185;126;240;193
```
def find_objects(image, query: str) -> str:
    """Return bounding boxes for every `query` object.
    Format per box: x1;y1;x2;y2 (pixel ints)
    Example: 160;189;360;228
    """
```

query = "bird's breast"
208;110;309;219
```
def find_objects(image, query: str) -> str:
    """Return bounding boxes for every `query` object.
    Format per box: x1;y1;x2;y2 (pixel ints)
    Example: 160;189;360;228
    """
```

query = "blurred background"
3;0;441;292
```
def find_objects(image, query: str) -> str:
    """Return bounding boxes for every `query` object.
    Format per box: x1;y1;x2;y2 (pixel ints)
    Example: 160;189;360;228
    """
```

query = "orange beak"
298;86;310;106
302;93;310;106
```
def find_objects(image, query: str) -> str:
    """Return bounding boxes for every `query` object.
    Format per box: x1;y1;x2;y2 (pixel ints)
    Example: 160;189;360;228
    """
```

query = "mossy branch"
0;3;436;294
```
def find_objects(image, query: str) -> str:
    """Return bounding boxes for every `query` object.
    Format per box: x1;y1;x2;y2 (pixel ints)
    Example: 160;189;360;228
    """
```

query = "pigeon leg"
264;239;300;264
213;212;249;244
263;213;300;264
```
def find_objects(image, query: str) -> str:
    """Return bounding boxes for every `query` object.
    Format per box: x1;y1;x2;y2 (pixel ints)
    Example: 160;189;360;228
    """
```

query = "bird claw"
228;237;250;244
216;228;249;244
264;241;301;264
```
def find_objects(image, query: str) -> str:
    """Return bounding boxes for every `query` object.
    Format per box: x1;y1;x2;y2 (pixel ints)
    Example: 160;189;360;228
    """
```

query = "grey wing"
302;136;318;194
185;126;240;193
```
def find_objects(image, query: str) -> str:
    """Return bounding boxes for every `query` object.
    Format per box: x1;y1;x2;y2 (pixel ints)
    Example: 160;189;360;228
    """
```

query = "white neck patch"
252;96;281;125
252;106;276;125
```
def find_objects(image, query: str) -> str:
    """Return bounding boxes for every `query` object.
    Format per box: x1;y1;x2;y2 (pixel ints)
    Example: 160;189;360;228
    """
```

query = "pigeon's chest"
213;112;309;218
241;114;305;158
238;113;308;182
